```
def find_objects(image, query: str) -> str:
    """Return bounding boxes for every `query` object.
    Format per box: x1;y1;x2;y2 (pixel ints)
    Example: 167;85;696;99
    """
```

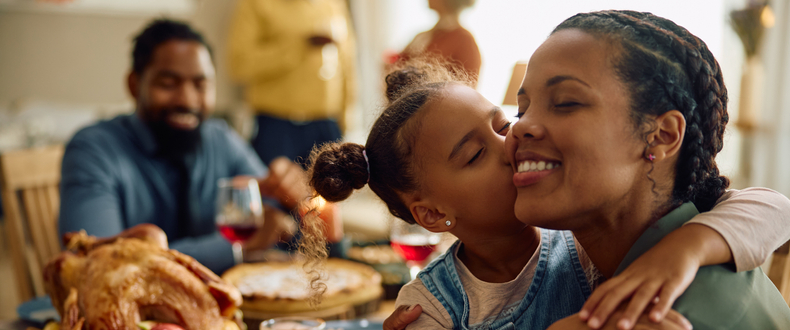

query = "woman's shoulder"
439;26;476;41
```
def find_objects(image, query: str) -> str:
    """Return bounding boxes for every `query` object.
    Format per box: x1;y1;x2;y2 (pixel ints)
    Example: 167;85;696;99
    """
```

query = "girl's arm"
580;187;790;330
393;280;453;330
685;187;790;271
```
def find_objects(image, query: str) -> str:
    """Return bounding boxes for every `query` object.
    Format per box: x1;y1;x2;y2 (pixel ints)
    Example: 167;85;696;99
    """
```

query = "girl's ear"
409;201;454;232
645;110;686;162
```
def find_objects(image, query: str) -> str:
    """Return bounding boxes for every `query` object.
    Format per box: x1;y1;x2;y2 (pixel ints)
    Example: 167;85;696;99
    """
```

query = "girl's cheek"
504;131;518;157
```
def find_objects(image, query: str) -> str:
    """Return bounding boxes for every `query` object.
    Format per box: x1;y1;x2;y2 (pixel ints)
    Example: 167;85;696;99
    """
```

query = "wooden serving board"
222;258;384;324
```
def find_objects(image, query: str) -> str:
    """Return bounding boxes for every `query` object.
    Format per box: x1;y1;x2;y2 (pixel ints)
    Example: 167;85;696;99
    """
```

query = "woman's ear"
645;110;686;161
409;201;454;232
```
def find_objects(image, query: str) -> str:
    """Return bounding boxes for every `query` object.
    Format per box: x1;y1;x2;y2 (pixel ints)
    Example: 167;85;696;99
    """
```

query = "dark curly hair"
132;19;213;75
553;10;730;212
298;58;469;302
307;58;471;224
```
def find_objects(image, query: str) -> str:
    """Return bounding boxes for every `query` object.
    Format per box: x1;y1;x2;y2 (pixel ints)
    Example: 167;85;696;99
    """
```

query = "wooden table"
0;300;397;330
0;319;38;330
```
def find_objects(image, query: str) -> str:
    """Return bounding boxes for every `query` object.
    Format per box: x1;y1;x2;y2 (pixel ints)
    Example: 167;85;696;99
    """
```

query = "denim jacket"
418;229;591;330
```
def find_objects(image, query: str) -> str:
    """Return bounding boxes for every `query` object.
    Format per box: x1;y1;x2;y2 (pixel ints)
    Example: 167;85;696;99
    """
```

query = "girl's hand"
383;305;422;330
579;242;701;329
549;309;691;330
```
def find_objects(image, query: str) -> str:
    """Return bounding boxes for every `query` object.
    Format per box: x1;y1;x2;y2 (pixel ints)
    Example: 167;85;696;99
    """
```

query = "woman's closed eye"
555;101;581;109
497;122;512;134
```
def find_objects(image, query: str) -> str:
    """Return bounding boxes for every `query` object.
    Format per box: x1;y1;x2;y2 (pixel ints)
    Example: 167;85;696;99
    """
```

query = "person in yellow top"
228;0;357;167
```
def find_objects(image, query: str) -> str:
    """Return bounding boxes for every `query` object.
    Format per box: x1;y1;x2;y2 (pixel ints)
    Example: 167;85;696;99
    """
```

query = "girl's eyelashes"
467;148;483;165
497;122;512;134
515;112;525;119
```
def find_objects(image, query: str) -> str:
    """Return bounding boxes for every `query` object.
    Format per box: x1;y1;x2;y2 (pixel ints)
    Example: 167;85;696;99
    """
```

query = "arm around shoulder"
685;187;790;271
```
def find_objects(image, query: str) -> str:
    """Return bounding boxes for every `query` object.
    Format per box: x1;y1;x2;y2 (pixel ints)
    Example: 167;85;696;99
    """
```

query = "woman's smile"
512;151;563;187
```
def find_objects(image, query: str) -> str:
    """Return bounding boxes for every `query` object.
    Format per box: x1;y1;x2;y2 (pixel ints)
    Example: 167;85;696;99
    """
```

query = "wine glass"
390;221;443;280
215;177;264;264
260;317;326;330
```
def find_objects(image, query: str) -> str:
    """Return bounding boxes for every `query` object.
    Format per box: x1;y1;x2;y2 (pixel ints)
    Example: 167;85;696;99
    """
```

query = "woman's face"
505;29;649;230
428;0;447;13
412;84;523;234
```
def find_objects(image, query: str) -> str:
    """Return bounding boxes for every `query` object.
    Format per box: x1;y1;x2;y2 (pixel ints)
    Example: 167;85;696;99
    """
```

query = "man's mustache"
161;107;203;118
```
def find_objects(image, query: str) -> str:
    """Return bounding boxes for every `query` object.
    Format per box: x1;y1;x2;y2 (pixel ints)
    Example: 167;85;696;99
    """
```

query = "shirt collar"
614;203;699;276
126;112;159;156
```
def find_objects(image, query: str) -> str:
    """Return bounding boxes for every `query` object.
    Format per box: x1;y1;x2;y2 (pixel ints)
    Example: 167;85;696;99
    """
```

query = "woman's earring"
647;154;656;161
445;220;452;227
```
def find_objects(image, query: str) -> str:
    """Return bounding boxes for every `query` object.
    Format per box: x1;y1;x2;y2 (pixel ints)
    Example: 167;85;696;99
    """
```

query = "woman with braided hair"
305;12;790;330
507;10;790;329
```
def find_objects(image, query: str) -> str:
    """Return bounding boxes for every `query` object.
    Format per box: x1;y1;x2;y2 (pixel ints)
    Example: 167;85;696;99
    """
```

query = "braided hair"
553;10;729;212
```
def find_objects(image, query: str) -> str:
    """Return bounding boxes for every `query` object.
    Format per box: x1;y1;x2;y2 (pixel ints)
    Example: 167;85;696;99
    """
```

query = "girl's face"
412;84;523;234
505;29;649;230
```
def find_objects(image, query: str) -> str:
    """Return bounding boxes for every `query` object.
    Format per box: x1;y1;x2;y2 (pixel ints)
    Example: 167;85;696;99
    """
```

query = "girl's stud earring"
647;154;656;161
445;220;452;227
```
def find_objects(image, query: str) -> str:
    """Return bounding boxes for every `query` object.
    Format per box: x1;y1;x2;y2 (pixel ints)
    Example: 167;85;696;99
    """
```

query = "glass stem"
232;242;244;264
409;264;421;280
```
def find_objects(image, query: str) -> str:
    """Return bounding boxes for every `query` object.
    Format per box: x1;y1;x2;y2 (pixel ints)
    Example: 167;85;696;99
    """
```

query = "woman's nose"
511;112;546;141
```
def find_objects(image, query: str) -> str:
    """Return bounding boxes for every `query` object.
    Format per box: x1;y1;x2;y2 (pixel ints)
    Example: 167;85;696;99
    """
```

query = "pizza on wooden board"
222;258;383;313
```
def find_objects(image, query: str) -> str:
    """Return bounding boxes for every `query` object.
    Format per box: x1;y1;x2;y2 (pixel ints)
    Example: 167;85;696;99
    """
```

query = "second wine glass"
215;177;264;265
390;221;442;280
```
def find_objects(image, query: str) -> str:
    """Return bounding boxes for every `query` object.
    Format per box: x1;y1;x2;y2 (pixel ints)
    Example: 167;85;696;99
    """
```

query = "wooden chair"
768;241;790;306
0;144;64;304
502;61;528;106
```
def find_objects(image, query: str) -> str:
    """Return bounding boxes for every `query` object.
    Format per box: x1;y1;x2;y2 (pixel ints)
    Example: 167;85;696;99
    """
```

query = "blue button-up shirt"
59;113;267;273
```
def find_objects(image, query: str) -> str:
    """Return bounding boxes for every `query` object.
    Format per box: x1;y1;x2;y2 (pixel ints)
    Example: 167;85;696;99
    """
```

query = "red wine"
218;224;257;243
391;240;437;263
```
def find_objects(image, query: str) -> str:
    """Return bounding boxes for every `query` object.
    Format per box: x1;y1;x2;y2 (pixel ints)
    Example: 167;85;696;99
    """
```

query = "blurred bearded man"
58;20;333;274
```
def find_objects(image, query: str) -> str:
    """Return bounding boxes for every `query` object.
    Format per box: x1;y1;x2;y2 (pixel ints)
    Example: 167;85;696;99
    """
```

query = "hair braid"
554;10;729;211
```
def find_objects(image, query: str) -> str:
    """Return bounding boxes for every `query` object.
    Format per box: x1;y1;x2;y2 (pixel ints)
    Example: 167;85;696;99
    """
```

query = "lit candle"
299;196;343;243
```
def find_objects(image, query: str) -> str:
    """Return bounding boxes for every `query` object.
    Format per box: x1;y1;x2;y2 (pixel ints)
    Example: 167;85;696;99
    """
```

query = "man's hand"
242;206;296;252
383;305;422;330
258;157;309;210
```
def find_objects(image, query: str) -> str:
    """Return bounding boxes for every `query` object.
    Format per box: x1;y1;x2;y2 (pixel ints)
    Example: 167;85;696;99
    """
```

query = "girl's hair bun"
384;56;472;104
385;66;426;103
307;142;368;202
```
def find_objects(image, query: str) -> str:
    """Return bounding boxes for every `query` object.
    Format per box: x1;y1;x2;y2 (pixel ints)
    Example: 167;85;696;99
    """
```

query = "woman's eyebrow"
546;75;590;87
517;76;590;96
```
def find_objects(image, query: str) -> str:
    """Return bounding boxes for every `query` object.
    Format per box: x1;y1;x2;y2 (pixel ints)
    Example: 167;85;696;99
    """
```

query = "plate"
324;319;383;330
17;296;59;325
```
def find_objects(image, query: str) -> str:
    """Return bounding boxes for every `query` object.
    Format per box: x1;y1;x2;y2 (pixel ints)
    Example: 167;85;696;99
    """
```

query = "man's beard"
146;113;203;159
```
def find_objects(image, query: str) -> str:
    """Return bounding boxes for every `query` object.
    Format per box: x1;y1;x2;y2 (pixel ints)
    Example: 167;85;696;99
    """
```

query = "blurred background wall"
0;0;784;191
